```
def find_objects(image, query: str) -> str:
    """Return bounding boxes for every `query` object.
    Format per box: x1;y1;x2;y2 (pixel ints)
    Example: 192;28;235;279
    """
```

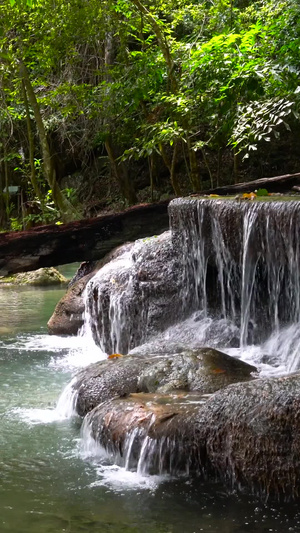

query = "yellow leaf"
212;368;226;374
108;353;123;359
242;192;257;199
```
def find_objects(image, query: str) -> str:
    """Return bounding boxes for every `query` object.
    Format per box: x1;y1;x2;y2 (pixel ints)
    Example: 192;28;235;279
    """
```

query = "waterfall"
80;412;191;477
79;232;182;354
78;198;300;354
80;251;137;354
169;198;300;346
55;377;79;418
75;197;300;482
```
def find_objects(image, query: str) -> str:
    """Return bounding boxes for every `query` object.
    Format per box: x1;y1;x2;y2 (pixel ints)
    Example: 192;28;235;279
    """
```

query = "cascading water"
80;232;182;355
169;198;300;348
75;198;300;478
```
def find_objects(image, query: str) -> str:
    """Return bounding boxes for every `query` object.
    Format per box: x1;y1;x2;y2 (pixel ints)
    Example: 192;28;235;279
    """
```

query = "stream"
1;269;300;532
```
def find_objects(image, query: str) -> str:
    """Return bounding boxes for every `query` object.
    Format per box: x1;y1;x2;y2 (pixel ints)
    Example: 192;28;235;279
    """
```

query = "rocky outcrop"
81;370;300;498
47;271;93;335
82;231;183;353
0;267;67;286
202;374;300;498
48;231;185;349
47;243;134;335
73;347;256;417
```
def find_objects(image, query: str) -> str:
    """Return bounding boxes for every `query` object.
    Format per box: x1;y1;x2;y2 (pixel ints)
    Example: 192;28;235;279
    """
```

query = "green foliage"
1;0;300;212
256;188;269;196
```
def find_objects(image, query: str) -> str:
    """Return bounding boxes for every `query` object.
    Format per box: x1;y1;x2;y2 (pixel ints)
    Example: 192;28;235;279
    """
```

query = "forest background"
0;0;299;228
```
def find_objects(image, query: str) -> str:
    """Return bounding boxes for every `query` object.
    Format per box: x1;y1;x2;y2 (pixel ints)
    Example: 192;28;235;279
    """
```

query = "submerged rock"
74;347;256;417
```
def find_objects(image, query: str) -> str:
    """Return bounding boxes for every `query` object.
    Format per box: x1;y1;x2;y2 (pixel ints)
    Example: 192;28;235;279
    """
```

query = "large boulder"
80;231;183;353
48;231;184;351
83;392;207;474
81;371;300;498
73;347;256;417
201;373;300;498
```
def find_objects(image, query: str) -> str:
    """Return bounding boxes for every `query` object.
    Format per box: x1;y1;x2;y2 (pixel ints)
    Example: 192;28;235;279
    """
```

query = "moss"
0;267;67;287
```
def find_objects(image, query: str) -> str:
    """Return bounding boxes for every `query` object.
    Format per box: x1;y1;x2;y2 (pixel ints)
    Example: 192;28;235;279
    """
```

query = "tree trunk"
21;79;44;207
18;61;78;222
200;172;300;195
187;138;201;192
202;148;213;189
0;147;6;227
105;138;137;204
130;0;177;92
233;150;239;184
3;141;10;218
0;200;170;276
170;142;182;196
160;144;182;196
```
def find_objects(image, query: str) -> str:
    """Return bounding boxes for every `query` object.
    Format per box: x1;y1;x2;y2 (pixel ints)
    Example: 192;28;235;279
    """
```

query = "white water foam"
11;406;69;425
129;312;300;377
1;331;107;370
80;417;170;490
90;464;169;492
11;377;79;425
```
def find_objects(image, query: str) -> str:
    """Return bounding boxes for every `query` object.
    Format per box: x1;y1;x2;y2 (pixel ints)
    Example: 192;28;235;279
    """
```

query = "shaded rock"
68;260;98;287
74;347;256;417
201;373;300;498
47;272;93;335
82;372;300;498
0;267;67;286
47;243;134;335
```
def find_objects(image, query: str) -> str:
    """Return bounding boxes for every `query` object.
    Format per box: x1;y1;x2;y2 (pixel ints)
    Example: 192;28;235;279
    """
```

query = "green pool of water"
1;284;300;533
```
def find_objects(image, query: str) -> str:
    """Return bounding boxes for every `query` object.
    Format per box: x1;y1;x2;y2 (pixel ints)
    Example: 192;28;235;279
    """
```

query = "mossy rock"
73;347;256;417
0;267;67;286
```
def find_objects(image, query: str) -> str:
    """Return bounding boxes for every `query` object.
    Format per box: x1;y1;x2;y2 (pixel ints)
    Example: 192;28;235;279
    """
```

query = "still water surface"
1;275;300;533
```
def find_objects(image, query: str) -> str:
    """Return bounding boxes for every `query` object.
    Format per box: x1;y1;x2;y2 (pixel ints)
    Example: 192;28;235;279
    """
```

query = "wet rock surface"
82;371;300;498
47;231;182;345
82;231;183;353
47;271;93;335
47;243;134;335
201;373;300;498
74;347;256;417
84;391;208;474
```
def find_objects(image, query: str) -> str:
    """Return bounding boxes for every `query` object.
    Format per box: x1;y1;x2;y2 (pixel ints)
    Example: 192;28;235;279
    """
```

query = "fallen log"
200;171;300;195
0;201;170;276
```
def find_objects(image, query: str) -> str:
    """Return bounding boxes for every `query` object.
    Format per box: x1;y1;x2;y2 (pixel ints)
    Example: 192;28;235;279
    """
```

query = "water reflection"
0;286;67;335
